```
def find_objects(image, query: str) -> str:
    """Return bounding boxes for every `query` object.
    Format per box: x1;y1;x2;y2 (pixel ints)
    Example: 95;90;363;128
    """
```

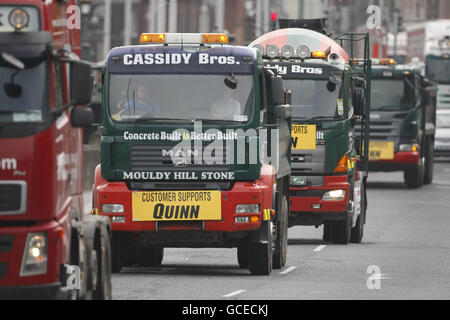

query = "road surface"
108;160;450;300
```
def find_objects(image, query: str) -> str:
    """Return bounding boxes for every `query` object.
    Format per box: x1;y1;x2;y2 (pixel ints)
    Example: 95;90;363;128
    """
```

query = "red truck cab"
0;0;111;299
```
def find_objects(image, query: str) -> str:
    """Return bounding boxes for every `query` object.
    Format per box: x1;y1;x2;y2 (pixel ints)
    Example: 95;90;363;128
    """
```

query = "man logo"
162;149;200;158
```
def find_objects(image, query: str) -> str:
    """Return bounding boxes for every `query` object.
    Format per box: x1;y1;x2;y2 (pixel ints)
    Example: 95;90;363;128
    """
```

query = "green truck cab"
250;19;371;244
366;59;437;188
92;33;291;275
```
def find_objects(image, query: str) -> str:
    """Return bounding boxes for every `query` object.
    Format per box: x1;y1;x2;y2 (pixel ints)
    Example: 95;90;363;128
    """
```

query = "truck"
367;59;437;188
249;19;372;244
0;0;112;299
407;20;450;110
92;32;292;275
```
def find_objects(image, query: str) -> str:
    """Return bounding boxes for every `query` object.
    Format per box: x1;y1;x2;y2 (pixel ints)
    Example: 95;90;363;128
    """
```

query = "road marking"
313;245;327;252
223;289;246;298
280;266;297;275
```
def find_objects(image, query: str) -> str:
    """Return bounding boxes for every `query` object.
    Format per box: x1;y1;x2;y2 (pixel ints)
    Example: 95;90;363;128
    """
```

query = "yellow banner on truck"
369;141;395;161
132;190;222;222
291;125;316;150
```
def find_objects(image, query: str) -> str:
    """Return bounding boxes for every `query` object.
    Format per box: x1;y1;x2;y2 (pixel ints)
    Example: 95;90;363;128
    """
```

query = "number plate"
132;190;222;222
369;141;395;160
291;125;316;150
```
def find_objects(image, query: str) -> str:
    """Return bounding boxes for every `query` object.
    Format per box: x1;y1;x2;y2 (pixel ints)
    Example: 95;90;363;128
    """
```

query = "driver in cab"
112;84;161;120
210;87;241;121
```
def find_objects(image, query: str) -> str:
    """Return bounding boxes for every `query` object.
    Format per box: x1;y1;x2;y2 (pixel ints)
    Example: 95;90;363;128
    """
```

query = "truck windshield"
109;74;253;122
0;57;48;123
371;79;414;111
283;79;343;120
426;58;450;84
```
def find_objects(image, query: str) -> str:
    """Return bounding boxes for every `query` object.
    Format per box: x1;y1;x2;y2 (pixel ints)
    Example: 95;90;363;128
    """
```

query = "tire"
248;221;273;275
330;216;351;244
93;231;112;300
424;139;434;185
237;246;249;269
137;246;164;267
350;181;365;244
273;196;288;269
404;162;424;189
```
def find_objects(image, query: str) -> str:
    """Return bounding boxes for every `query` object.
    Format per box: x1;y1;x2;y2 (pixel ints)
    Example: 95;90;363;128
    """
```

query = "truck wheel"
350;186;365;243
330;216;351;245
404;162;424;189
93;231;112;300
137;246;164;267
322;221;331;242
237;246;249;269
273;196;288;269
248;221;273;275
424;140;434;185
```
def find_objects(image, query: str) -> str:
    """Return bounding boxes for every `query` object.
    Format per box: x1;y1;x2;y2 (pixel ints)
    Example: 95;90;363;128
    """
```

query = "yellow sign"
369;141;395;160
132;190;222;222
291;125;316;150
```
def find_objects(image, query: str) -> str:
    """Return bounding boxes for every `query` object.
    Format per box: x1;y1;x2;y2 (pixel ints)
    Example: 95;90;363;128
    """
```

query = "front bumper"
289;175;350;226
369;151;420;172
0;282;69;300
95;181;269;233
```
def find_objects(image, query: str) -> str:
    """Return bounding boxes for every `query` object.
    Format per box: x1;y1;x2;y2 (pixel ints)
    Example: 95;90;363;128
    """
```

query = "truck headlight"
20;233;47;276
322;190;346;201
291;176;307;186
399;144;419;152
102;204;124;213
236;204;260;213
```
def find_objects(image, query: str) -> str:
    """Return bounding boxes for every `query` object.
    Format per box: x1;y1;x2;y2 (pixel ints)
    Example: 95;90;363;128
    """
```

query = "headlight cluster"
20;233;47;276
322;190;346;201
399;144;419;152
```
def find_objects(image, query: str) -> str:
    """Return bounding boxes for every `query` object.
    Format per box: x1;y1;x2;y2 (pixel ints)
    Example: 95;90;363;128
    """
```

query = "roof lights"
281;45;295;59
202;33;228;44
311;50;327;59
140;33;165;43
252;44;265;56
266;45;279;59
374;58;396;65
139;33;228;44
297;45;311;59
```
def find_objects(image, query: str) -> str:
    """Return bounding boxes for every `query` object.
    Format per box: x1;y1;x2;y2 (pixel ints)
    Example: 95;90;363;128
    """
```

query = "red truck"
0;0;111;299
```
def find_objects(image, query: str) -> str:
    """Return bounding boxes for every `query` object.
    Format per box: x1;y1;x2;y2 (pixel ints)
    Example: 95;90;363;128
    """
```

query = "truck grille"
130;144;231;171
0;182;26;215
356;116;402;140
290;146;326;186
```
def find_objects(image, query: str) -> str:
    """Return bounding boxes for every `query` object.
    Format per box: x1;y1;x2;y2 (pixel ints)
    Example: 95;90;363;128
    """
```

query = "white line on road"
223;289;246;298
280;266;297;275
313;245;327;252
